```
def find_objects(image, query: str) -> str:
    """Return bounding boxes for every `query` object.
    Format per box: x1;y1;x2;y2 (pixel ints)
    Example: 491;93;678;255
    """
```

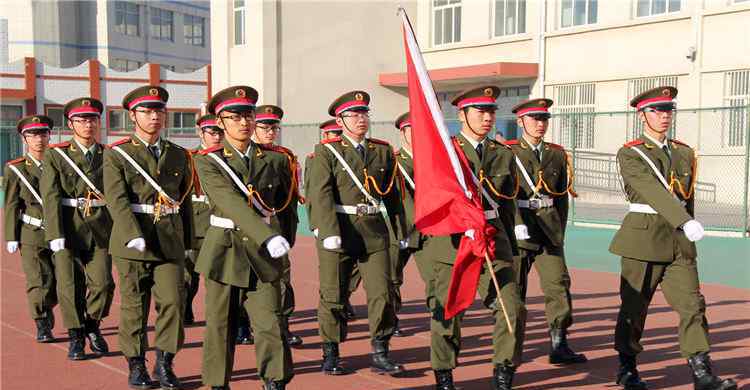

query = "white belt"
191;195;209;204
130;203;180;215
628;203;658;214
62;198;106;209
518;197;554;210
335;204;381;216
484;209;499;220
210;215;237;229
21;214;43;227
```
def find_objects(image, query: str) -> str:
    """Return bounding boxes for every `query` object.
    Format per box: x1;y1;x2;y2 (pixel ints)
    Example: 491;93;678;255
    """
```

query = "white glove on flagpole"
50;238;66;253
126;237;147;252
266;235;291;258
6;241;19;254
322;236;342;250
682;220;705;242
514;225;531;240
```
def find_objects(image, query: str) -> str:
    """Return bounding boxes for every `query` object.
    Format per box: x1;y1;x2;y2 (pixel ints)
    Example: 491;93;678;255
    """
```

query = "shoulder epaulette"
109;137;131;147
164;140;184;150
198;145;223;155
504;139;520;146
488;139;511;149
546;142;564;150
49;141;70;148
259;143;294;156
6;157;25;165
624;139;644;147
321;137;341;145
367;137;390;146
670;139;691;148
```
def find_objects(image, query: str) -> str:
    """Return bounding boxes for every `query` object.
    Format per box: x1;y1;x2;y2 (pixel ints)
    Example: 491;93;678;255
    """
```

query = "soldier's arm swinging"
40;150;65;243
103;149;144;246
307;144;342;242
3;165;22;243
180;153;195;252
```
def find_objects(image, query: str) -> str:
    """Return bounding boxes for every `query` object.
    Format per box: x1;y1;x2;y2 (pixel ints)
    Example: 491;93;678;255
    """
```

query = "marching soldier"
104;85;193;390
419;86;526;390
249;104;303;347
4;115;57;343
195;86;294;390
611;86;737;390
185;114;225;325
307;90;407;375
506;98;587;365
41;97;115;360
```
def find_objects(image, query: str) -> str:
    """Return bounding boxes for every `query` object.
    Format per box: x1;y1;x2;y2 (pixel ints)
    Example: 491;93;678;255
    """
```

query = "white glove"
126;237;146;252
50;238;66;253
184;249;193;258
464;229;475;240
266;235;291;258
322;236;342;250
313;228;319;238
398;239;409;249
514;225;531;240
6;241;19;254
682;220;704;242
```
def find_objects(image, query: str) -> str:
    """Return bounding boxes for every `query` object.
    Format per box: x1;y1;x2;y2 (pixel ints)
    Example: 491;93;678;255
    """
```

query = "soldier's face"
68;115;100;140
129;106;166;134
199;127;224;148
22;131;50;153
460;107;496;138
254;122;279;145
218;110;256;142
519;115;549;139
640;108;673;134
337;110;370;137
400;126;412;149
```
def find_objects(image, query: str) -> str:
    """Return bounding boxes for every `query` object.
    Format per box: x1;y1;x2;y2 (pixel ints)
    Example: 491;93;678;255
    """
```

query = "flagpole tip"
397;5;405;16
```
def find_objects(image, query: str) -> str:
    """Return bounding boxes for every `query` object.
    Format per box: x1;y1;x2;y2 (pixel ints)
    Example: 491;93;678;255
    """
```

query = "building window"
184;14;205;46
636;0;680;17
494;0;526;36
109;109;130;132
234;0;246;46
169;111;197;129
561;0;597;28
150;7;173;42
45;106;65;130
433;0;462;46
553;83;596;149
627;75;679;140
111;58;142;72
723;69;749;147
115;1;140;36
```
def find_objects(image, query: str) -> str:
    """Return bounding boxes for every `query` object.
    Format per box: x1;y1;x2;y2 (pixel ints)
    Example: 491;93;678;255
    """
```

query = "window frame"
493;0;527;37
150;7;174;42
723;69;750;148
44;105;66;131
560;0;598;29
553;83;596;150
234;0;246;46
114;1;140;37
183;14;205;47
107;108;130;133
635;0;681;18
110;58;142;72
432;0;462;47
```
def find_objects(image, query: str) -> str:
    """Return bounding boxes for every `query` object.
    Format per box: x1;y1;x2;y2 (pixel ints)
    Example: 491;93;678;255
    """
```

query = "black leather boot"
236;324;254;345
392;316;406;337
343;300;356;321
616;353;648;390
281;316;302;347
153;349;181;389
35;318;54;343
370;338;404;376
263;380;286;390
434;369;456;390
127;356;152;389
321;342;350;375
67;328;86;360
688;352;737;390
492;364;515;390
84;318;109;355
549;328;587;364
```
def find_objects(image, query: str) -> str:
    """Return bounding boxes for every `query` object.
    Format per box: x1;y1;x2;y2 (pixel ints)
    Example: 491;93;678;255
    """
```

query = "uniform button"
174;172;179;176
156;170;160;175
268;184;273;188
242;237;248;242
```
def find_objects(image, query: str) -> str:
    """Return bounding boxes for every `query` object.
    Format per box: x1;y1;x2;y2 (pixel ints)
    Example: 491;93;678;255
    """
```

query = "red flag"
399;9;494;319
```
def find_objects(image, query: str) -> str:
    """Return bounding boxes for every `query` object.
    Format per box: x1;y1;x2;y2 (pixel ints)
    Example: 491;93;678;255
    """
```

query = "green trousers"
517;245;573;330
279;254;295;317
615;246;710;359
317;248;395;343
201;277;293;386
113;257;185;358
54;246;114;329
185;249;201;315
20;244;57;320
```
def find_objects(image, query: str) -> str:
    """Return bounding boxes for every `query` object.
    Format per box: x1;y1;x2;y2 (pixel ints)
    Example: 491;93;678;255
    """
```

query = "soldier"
610;86;737;390
104;85;193;390
4;115;57;343
185;114;224;325
418;86;526;390
40;98;115;360
307;90;407;376
506;98;587;365
194;86;294;390
304;119;342;235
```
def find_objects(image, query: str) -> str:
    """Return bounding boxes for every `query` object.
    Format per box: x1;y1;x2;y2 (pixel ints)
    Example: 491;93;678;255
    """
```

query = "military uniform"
417;86;526;390
104;86;193;389
195;86;293;389
507;98;586;365
307;90;406;375
3;115;57;343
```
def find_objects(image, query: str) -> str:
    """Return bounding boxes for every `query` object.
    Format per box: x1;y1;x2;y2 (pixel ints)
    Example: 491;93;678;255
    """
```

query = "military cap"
319;119;342;134
256;105;284;124
208;85;259;115
630;86;678;111
394;112;411;130
197;114;220;130
17;115;53;134
122;85;169;111
511;98;554;118
451;85;501;109
64;97;104;119
328;90;370;116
